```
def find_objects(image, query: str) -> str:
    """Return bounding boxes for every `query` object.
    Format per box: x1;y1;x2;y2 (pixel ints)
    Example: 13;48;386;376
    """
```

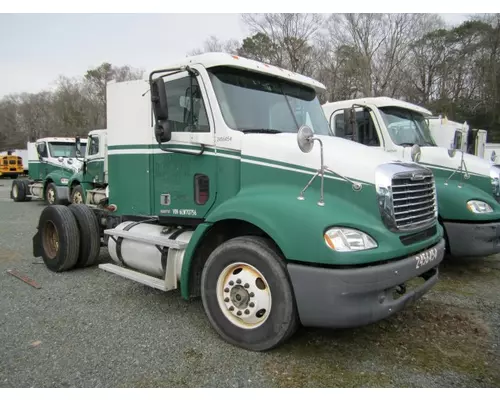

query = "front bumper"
287;238;445;329
444;221;500;257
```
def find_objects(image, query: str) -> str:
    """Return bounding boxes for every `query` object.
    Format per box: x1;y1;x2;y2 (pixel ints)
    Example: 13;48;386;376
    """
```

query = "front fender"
205;183;442;266
435;177;500;221
68;171;84;189
45;170;74;187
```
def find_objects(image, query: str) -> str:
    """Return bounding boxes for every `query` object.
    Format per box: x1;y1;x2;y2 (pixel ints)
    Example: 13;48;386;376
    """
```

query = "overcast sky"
0;13;473;97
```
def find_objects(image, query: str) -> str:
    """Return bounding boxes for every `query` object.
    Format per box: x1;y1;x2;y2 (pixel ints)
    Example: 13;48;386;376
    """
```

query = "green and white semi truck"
67;129;108;205
32;53;445;351
11;137;87;205
323;96;500;258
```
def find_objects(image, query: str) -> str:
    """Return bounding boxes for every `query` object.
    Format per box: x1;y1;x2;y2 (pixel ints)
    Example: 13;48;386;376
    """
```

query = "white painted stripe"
423;163;485;178
241;158;348;182
108;147;242;160
106;147;368;184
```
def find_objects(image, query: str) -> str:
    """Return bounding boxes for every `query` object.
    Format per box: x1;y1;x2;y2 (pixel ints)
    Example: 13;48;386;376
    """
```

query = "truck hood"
241;133;411;185
397;146;491;178
53;157;83;173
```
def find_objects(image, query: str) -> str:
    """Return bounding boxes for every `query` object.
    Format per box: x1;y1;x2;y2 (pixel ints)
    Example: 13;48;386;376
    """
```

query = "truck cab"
323;96;500;258
11;137;87;204
33;53;445;351
68;129;108;205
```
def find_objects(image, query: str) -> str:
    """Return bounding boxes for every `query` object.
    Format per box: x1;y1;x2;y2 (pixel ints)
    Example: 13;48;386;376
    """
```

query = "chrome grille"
391;174;437;230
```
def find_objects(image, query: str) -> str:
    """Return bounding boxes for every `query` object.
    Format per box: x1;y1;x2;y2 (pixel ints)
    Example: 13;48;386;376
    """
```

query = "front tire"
71;185;85;204
38;205;80;272
201;236;299;352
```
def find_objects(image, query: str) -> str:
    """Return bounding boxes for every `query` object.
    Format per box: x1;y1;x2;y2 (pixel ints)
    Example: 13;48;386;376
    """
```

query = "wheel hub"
217;262;272;329
73;191;82;204
47;189;55;204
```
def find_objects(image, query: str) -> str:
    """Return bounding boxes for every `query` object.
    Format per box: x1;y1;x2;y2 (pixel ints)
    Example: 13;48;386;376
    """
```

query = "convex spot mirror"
297;125;315;153
411;144;422;162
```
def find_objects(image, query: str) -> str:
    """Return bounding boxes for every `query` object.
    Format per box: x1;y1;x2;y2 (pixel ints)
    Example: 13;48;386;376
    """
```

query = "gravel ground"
0;180;499;388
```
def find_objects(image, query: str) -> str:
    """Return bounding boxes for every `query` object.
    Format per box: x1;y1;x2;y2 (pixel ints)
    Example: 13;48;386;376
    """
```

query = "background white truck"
323;96;500;258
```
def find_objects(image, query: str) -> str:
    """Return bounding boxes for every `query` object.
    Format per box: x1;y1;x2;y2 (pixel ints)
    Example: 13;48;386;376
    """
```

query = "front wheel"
201;236;299;352
71;185;85;204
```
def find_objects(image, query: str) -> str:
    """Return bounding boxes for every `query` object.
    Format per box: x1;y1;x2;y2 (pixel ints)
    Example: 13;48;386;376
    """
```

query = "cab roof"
151;52;326;93
36;137;88;143
323;97;433;116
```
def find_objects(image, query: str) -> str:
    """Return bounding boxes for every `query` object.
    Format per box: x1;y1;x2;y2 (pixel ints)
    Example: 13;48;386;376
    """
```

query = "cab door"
84;133;106;184
152;70;216;220
36;141;49;179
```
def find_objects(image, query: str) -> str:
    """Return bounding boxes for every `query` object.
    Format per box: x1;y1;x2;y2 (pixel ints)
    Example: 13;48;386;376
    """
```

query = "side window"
37;143;48;158
334;111;380;146
88;136;99;156
165;76;210;133
334;114;347;139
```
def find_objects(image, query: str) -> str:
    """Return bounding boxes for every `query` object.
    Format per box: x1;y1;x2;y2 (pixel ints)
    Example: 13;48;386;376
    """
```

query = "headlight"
467;200;493;214
324;227;378;252
60;178;69;185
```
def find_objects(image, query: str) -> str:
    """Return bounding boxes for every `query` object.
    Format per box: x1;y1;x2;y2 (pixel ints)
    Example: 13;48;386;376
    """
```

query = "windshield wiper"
397;142;416;147
242;129;283;134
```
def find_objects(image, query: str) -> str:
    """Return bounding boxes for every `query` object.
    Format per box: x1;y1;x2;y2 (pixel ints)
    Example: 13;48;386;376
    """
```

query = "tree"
187;35;240;56
241;13;325;74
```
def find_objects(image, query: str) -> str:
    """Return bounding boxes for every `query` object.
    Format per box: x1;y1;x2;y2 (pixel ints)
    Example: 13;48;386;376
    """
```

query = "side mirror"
343;107;357;139
150;77;171;143
36;143;45;160
75;136;82;157
155;121;172;143
297;125;314;153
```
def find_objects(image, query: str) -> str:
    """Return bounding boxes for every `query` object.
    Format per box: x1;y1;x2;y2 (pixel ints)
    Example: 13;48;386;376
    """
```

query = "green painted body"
107;143;443;299
28;160;78;197
68;159;105;202
420;164;500;222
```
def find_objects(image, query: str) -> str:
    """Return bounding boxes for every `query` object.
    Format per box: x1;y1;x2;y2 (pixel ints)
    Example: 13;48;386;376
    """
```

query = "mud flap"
32;230;42;258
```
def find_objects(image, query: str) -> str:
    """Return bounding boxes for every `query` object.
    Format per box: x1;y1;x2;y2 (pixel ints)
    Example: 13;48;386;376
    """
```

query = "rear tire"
22;180;32;201
38;205;80;272
68;204;101;268
201;236;299;352
11;179;26;202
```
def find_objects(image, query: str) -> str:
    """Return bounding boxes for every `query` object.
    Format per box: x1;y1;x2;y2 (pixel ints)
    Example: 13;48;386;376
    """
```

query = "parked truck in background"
32;53;445;351
67;129;108;205
11;137;87;205
323;96;500;258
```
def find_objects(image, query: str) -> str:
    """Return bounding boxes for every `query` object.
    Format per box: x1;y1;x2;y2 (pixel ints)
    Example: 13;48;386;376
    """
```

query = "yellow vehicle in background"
0;152;24;179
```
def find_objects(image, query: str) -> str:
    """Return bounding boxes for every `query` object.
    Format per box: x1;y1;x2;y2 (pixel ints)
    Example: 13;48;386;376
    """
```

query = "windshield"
208;66;331;136
379;106;436;147
48;142;86;158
